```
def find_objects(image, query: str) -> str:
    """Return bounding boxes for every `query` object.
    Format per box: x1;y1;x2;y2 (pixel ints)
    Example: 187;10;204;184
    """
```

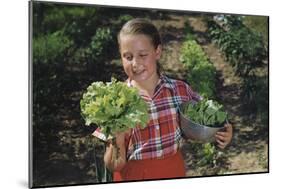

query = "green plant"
243;16;268;45
80;78;149;138
114;14;134;25
180;40;216;98
190;142;219;168
33;31;72;64
208;16;267;75
89;27;113;58
182;99;227;127
198;143;216;165
207;16;268;119
80;27;116;73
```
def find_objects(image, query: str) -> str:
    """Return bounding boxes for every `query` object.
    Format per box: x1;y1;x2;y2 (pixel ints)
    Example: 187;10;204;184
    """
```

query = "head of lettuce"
80;78;149;139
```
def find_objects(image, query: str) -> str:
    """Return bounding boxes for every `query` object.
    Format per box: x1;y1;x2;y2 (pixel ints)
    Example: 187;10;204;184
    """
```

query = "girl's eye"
140;54;148;57
124;56;133;61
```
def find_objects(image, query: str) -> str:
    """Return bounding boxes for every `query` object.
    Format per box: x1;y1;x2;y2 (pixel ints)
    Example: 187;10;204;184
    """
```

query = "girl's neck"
131;73;160;98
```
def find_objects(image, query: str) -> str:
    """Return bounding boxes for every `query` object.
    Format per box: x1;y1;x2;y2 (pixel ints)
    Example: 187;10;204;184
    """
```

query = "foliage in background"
243;16;269;45
33;31;73;64
208;16;267;77
207;15;268;124
180;39;216;98
189;141;226;171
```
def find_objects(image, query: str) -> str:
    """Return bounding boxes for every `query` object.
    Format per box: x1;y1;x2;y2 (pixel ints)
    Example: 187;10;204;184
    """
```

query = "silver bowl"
179;109;224;143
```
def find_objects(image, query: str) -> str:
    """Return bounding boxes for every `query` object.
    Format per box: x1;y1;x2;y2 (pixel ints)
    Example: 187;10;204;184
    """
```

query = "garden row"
178;15;268;174
207;15;268;123
179;24;223;171
33;4;133;108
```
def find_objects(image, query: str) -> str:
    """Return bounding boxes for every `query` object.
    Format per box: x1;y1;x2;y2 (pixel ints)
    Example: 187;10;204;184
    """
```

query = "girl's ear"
155;45;162;60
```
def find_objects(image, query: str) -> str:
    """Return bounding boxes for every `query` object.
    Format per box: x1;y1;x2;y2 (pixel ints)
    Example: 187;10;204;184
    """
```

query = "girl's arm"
104;132;127;171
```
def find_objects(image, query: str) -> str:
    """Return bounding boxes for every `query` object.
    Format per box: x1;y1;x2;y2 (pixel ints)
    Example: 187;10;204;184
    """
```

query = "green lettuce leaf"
80;78;149;137
182;98;227;127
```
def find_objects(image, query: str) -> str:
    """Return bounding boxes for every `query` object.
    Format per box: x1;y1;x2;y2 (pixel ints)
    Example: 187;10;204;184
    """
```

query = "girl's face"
119;34;161;83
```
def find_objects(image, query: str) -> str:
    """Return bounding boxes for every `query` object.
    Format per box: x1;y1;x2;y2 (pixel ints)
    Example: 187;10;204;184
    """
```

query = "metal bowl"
179;108;224;143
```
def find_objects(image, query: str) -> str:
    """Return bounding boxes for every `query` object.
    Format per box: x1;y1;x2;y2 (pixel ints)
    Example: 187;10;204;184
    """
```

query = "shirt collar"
126;75;173;95
159;75;174;90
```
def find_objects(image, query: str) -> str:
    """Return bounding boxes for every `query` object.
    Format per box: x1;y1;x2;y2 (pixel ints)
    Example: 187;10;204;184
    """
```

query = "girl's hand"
104;130;131;171
111;129;131;146
106;129;130;146
114;131;126;146
215;123;233;149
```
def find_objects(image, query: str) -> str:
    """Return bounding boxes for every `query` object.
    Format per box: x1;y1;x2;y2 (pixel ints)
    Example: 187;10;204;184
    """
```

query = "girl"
100;18;232;181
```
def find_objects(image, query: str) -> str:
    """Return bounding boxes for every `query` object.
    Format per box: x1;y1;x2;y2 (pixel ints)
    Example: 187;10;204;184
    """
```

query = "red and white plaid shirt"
93;75;200;160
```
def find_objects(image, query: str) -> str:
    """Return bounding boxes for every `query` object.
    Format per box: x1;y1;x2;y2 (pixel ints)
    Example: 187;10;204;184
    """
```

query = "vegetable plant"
80;78;149;138
207;15;268;122
180;40;216;98
182;99;227;127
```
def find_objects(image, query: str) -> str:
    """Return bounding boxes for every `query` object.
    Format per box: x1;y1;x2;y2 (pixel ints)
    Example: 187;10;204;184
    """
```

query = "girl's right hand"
104;130;130;171
114;129;132;146
114;131;126;146
105;130;128;146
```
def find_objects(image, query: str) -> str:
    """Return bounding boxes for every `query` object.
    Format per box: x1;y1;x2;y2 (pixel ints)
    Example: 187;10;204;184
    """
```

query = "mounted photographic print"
29;0;269;188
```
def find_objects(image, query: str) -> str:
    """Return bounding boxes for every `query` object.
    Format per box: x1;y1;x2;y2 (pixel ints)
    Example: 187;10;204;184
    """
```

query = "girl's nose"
131;58;143;71
132;58;139;68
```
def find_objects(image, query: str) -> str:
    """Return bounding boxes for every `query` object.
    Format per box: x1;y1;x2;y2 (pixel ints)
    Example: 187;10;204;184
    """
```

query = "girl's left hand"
215;123;233;149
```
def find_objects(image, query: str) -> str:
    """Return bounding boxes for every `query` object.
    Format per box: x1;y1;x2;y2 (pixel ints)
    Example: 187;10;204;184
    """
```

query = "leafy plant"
33;31;72;64
180;40;216;98
243;16;269;45
208;16;267;74
207;15;268;120
113;14;134;26
80;78;149;138
182;99;227;127
88;27;114;60
198;143;216;166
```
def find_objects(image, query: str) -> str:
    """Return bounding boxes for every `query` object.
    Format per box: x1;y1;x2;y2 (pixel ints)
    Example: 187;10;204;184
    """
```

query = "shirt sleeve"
185;83;202;102
176;80;202;102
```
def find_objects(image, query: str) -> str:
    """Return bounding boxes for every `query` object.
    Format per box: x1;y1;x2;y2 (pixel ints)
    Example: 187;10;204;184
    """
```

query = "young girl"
99;18;232;181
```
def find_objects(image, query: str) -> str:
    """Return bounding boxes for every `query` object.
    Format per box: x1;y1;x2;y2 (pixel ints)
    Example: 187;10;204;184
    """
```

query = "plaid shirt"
126;75;200;160
93;75;200;160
